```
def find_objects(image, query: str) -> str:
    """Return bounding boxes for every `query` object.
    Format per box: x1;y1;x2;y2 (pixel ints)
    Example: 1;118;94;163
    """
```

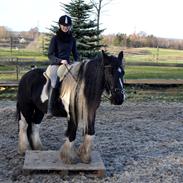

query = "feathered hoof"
79;153;91;164
18;148;26;156
33;143;43;151
78;145;91;164
18;143;31;155
60;147;79;164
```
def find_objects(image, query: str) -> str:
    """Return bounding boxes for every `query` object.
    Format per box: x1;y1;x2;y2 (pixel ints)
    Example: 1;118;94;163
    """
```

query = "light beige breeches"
45;65;68;88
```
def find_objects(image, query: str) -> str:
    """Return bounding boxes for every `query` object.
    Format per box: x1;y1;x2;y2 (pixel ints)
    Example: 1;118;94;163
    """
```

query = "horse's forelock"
102;52;123;68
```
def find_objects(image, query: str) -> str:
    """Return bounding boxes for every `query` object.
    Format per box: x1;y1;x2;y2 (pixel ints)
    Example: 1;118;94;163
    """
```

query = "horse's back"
18;68;46;103
19;68;45;85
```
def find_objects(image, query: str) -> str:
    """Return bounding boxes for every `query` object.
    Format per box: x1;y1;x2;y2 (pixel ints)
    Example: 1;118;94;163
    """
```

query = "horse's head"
102;50;125;105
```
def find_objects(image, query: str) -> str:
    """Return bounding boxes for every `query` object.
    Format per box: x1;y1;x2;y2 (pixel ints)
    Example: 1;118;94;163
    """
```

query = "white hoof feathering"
18;113;30;154
31;124;43;150
60;138;78;164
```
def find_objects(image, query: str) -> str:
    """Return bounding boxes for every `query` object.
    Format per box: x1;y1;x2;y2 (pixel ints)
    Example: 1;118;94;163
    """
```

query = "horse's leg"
18;104;40;153
60;116;78;164
18;112;31;155
78;111;95;163
31;108;44;150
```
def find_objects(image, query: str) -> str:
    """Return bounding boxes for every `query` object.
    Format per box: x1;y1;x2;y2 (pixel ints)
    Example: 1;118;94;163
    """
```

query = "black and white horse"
17;51;125;164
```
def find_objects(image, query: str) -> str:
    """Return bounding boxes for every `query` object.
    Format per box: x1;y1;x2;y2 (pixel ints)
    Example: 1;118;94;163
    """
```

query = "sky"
0;0;183;39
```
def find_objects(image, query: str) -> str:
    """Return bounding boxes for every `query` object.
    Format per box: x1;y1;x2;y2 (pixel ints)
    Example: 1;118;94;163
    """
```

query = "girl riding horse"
17;51;125;164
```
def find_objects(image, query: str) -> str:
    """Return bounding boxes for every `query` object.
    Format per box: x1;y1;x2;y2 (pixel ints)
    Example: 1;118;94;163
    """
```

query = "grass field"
125;66;183;79
0;48;47;61
105;46;183;79
1;46;183;80
108;46;183;64
1;46;183;101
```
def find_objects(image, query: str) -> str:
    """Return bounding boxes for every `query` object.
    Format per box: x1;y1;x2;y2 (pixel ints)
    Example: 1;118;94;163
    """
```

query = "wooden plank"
0;57;17;62
23;150;105;177
0;81;18;87
0;71;17;74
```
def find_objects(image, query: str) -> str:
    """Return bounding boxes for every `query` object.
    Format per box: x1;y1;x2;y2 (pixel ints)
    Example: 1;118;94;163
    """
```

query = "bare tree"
0;26;11;39
90;0;113;45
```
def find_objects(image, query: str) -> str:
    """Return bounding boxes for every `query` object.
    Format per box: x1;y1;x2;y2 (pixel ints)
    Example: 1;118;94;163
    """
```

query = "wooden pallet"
23;150;105;177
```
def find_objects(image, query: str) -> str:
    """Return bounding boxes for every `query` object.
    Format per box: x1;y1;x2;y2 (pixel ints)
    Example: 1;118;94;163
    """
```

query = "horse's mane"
61;57;104;128
81;58;104;102
68;57;104;105
64;57;104;97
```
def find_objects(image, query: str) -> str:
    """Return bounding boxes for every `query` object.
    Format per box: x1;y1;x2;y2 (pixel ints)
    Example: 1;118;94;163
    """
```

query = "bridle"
104;65;125;96
63;63;125;101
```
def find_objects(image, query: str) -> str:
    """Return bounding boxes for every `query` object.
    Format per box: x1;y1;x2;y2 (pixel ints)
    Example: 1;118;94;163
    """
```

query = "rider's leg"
46;64;69;117
45;65;59;117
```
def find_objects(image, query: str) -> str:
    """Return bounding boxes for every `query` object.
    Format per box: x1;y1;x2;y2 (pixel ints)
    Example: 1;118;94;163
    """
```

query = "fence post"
16;58;19;81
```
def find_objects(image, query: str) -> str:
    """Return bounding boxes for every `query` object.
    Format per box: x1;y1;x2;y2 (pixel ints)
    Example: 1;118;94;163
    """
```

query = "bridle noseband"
104;65;125;96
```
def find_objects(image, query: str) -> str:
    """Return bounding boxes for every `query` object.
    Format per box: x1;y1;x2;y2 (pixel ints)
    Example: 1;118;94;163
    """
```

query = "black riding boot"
46;77;61;118
46;87;56;118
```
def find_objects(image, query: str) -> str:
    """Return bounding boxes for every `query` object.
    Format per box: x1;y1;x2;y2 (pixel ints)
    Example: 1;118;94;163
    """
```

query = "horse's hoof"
61;157;79;165
18;149;25;155
18;143;31;155
77;147;91;164
60;152;78;164
33;144;43;151
79;154;91;164
60;147;79;164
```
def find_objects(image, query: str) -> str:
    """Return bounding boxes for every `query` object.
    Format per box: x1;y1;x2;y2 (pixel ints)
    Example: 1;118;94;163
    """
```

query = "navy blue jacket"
48;30;78;65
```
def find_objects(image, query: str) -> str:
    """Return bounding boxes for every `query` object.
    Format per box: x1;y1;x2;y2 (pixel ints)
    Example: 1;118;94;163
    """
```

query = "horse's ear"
118;51;124;61
102;50;107;58
101;50;109;65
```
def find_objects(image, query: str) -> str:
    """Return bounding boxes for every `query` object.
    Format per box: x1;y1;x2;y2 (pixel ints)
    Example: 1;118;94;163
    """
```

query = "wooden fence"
0;57;48;85
0;57;183;86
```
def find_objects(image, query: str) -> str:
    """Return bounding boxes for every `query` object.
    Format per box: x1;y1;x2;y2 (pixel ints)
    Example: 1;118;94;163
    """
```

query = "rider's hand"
60;60;68;65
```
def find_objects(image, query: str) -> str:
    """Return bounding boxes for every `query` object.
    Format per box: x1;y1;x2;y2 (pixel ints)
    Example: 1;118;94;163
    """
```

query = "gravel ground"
1;100;183;183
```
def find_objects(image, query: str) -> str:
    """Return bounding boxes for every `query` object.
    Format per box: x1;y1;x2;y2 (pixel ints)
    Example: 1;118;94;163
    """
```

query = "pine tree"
62;0;104;59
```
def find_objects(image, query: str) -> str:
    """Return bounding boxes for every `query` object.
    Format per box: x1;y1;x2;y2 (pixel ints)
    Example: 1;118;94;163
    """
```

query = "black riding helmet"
59;15;72;26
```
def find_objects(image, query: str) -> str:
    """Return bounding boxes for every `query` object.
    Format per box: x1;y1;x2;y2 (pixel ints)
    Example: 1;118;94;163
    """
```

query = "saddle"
40;62;82;103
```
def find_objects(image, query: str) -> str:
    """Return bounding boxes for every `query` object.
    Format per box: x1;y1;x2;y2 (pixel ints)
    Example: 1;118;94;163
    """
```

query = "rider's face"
60;25;70;32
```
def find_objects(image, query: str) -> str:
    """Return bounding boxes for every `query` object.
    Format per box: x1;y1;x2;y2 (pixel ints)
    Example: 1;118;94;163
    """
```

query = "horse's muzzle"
110;89;125;105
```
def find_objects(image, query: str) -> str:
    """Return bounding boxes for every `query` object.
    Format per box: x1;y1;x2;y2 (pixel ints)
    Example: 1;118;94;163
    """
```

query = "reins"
64;64;78;82
102;93;111;101
63;61;124;102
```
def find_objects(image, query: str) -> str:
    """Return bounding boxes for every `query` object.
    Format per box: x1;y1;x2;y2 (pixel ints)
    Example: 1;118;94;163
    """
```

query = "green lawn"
125;48;183;64
107;46;183;64
0;48;47;61
106;46;183;80
0;48;47;81
125;66;183;79
1;47;183;80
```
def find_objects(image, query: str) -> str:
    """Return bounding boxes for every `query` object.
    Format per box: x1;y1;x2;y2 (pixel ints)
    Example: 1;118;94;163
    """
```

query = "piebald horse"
16;51;125;164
